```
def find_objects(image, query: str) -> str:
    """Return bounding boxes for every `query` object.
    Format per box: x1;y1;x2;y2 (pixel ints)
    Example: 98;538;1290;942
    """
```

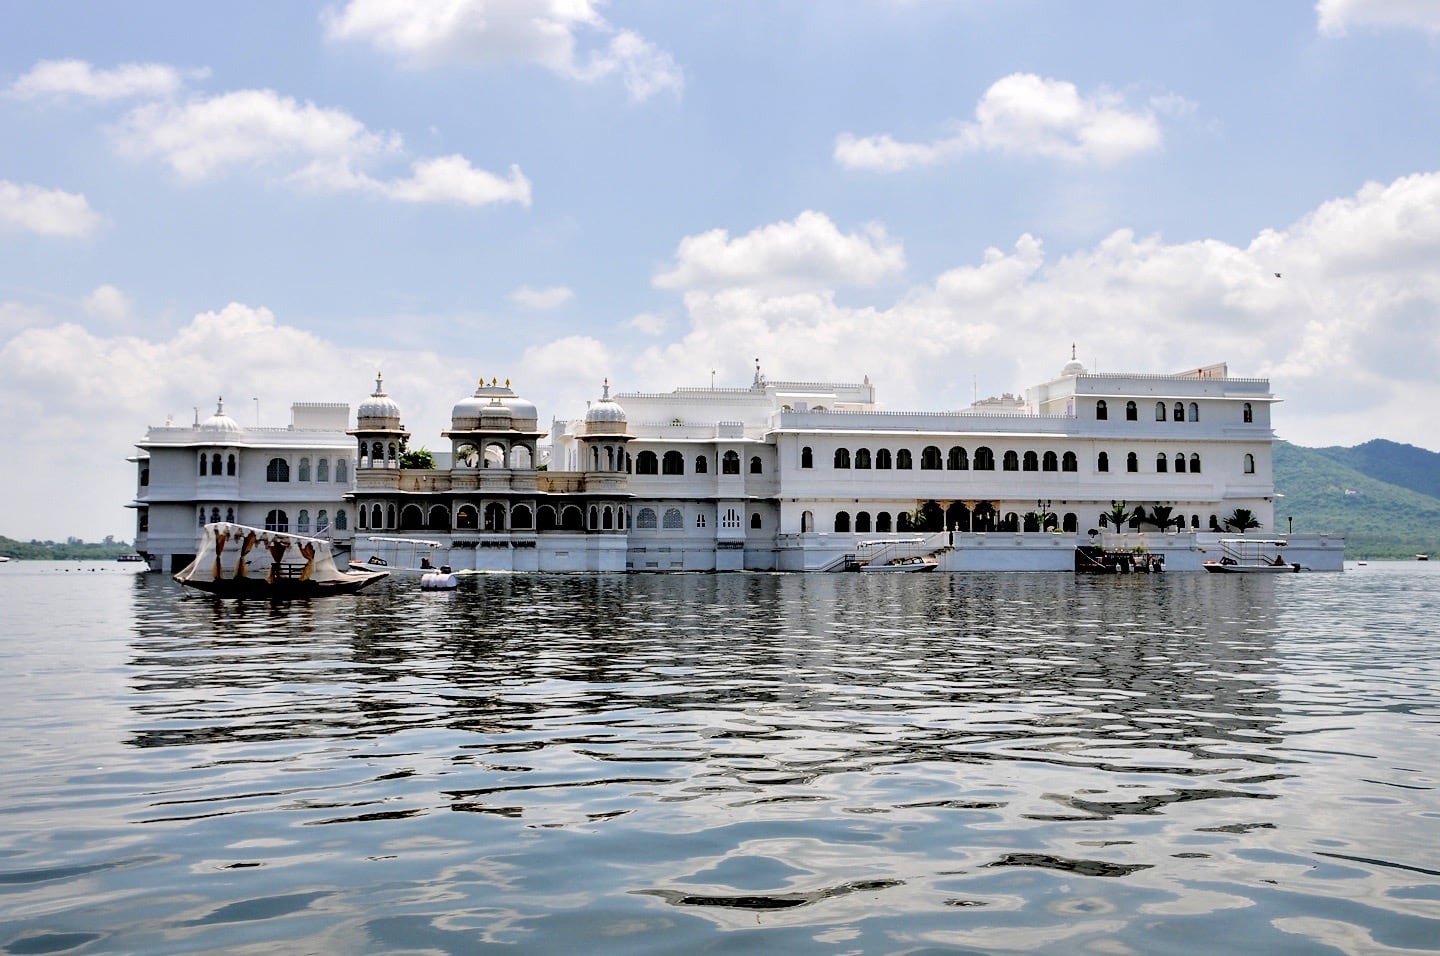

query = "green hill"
1274;441;1440;559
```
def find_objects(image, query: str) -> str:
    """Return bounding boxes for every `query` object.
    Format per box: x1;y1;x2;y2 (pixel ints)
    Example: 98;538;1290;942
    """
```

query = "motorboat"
862;556;939;572
1203;539;1304;573
349;535;452;578
174;523;388;596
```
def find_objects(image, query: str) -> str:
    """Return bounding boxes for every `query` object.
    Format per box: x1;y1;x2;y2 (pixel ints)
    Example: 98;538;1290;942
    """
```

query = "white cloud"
633;170;1440;449
517;334;614;419
1317;0;1440;35
115;89;397;182
112;88;529;206
835;73;1164;172
509;285;574;309
653;211;907;293
0;180;101;237
624;312;668;335
8;59;200;101
323;0;682;101
83;285;131;323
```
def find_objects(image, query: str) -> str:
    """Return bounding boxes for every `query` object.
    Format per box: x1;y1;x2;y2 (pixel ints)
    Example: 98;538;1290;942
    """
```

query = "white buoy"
420;571;458;590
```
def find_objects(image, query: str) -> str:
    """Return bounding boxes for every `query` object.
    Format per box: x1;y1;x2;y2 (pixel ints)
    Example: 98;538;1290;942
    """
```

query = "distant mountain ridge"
1274;439;1440;559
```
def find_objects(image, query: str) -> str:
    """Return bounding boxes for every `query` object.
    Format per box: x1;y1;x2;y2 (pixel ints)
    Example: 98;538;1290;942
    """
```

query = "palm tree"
1099;500;1133;531
1224;508;1262;532
1140;504;1184;531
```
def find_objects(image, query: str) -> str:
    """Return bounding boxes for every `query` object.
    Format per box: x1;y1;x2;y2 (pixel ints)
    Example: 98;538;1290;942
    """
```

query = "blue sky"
3;0;1440;541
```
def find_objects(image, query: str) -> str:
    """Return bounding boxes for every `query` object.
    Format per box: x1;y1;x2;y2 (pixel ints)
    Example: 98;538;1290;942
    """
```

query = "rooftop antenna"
711;369;716;389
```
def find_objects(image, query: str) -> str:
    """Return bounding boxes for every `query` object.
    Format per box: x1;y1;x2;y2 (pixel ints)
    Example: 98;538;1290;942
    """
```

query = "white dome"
200;398;241;433
1060;344;1086;378
357;373;402;420
585;380;627;424
451;378;536;431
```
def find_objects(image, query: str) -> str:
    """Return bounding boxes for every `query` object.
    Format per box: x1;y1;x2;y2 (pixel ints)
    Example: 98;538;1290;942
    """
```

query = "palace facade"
130;357;1345;573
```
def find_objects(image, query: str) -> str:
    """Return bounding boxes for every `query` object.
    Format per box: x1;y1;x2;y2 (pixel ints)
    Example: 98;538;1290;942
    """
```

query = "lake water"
1;561;1437;954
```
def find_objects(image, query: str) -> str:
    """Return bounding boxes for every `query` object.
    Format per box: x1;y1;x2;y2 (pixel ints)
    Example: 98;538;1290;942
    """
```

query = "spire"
216;397;225;415
601;377;611;400
1070;342;1077;361
372;372;385;396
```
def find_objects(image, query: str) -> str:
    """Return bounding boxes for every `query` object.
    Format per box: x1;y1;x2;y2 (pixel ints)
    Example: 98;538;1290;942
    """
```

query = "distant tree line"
0;535;134;560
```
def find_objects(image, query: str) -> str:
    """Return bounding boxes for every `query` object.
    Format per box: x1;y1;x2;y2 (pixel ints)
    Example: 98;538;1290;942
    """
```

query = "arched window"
897;512;912;532
358;506;368;529
948;446;968;470
897;449;913;470
198;453;208;477
387;504;396;529
298;509;310;533
1127;452;1138;473
266;458;289;482
723;451;740;474
456;505;478;529
335;509;347;530
663;508;684;529
198;507;206;527
336;459;347;483
834;511;851;532
484;503;506;531
1062;451;1077;472
1156;453;1168;473
637;451;659;475
695;512;707;529
750;512;762;529
1243;402;1254;423
1190;453;1201;473
1188;402;1199;422
264;509;289;532
1063;512;1078;533
921;446;942;470
227;454;236;476
603;506;614;530
722;508;741;529
510;446;533;469
562;506;584;531
855;448;871;470
1244;453;1255;474
1126;401;1137;421
512;505;533;530
695;455;709;474
1022;451;1038;472
298;457;311;482
1096;400;1108;421
1173;402;1184;422
1003;450;1019;471
974;447;995;470
637;507;657;529
1156;402;1167;422
876;449;892;469
316;458;329;482
210;507;221;524
1042;451;1058;472
429;505;450;529
317;509;329;531
211;453;222;476
834;448;851;469
801;447;814;469
1098;451;1110;473
750;456;763;474
801;510;814;533
876;512;892;533
855;511;871;533
225;507;234;523
1174;454;1186;473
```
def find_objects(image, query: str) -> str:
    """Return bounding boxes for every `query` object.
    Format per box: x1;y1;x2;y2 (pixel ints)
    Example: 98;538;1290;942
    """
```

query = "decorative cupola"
443;377;545;471
348;372;410;469
199;397;242;434
1060;343;1086;378
580;379;633;474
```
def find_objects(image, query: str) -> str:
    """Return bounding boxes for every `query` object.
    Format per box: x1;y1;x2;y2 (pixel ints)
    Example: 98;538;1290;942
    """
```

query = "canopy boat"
1202;539;1304;573
862;555;939;572
349;535;451;576
174;523;388;596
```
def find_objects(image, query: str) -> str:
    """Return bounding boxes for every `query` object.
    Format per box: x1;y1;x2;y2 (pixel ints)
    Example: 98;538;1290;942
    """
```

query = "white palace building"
129;355;1344;573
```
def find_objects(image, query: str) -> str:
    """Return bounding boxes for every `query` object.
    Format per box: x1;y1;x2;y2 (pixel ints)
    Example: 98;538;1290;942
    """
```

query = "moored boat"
174;523;388;596
1202;539;1303;573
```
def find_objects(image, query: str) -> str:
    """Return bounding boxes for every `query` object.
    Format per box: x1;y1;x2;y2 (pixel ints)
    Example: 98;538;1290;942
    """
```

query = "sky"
3;0;1440;542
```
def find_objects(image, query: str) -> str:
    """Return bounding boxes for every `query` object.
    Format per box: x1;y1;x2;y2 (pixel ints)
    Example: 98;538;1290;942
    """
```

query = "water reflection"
3;567;1436;953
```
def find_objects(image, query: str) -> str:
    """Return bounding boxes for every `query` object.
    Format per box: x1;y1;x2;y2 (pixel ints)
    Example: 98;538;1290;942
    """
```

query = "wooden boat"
174;523;388;596
1203;539;1303;573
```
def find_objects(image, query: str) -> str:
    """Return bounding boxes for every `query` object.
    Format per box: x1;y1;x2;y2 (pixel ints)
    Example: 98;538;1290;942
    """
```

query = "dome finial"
602;377;611;400
1071;342;1077;361
373;371;386;396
